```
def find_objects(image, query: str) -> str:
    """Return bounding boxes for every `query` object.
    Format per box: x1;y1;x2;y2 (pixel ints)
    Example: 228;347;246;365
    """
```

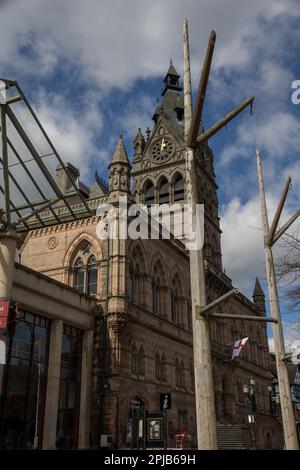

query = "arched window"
171;282;178;323
155;351;162;381
129;262;140;304
161;354;167;383
152;275;160;315
187;298;192;330
72;243;99;296
151;260;166;317
173;174;184;202
131;343;139;375
144;180;155;206
128;265;133;302
133;263;139;304
139;346;145;377
175;358;180;388
74;257;85;292
171;274;182;324
87;255;98;295
131;344;145;377
180;360;185;388
158;177;169;204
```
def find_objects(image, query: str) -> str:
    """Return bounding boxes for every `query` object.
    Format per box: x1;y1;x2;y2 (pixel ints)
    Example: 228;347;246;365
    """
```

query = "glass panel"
144;181;154;206
159;178;169;204
75;269;85;292
0;312;50;449
87;267;98;295
173;175;184;202
56;325;82;449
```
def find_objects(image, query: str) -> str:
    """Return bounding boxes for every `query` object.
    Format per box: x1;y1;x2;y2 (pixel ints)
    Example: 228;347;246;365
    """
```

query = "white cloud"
117;94;155;140
0;0;299;88
220;189;299;296
220;196;265;295
268;322;300;353
30;91;105;179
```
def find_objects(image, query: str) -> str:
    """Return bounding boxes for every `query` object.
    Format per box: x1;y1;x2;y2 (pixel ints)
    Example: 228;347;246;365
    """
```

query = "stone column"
0;231;21;298
78;329;94;449
42;319;63;449
0;230;22;405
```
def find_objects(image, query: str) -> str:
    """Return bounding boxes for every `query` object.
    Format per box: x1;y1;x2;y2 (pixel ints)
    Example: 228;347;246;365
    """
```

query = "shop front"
0;263;98;449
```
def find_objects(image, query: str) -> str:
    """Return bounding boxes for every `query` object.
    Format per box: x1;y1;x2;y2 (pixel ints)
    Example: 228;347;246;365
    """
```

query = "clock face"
150;137;175;163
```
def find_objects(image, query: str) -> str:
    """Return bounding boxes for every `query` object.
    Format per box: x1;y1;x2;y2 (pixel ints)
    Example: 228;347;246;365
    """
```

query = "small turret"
133;128;145;159
161;61;182;96
108;135;131;194
252;277;266;315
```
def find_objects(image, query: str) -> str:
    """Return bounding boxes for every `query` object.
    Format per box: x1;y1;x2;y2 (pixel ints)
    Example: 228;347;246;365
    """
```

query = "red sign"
0;301;10;329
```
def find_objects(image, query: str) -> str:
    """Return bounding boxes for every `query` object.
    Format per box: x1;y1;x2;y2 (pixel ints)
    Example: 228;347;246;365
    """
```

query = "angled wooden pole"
183;19;218;450
272;210;300;246
266;177;291;247
202;312;278;323
197;96;254;145
187;30;216;148
256;149;299;450
197;288;238;314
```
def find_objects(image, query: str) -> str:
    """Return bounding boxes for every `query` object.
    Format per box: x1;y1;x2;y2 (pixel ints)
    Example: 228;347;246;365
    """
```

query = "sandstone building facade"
19;64;283;449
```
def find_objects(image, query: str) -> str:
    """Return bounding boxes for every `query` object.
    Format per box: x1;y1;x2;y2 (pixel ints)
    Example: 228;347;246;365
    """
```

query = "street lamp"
243;377;257;450
268;377;285;448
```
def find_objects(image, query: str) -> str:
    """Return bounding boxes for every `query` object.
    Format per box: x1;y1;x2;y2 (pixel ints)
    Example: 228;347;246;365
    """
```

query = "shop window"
0;310;50;449
56;325;83;449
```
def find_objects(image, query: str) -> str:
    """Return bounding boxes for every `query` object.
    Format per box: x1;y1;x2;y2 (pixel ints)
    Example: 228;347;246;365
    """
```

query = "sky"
0;0;300;347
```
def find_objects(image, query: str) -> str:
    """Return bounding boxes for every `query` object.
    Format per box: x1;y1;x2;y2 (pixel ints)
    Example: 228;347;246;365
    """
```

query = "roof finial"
170;54;172;66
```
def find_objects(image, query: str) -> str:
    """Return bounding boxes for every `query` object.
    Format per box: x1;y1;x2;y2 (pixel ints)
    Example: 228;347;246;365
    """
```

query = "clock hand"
160;138;167;152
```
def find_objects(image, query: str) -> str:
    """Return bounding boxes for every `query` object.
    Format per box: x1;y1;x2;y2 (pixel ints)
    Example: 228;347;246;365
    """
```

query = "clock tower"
131;63;223;269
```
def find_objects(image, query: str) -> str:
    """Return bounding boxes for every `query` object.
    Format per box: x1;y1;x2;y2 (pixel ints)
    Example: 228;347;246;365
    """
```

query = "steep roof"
253;277;265;297
110;135;130;166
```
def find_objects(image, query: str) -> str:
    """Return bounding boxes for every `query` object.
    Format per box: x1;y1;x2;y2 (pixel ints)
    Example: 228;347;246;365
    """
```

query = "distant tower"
252;277;266;314
108;135;131;197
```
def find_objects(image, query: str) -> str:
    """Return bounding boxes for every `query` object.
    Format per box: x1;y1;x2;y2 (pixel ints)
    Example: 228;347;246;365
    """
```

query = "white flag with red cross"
231;337;248;360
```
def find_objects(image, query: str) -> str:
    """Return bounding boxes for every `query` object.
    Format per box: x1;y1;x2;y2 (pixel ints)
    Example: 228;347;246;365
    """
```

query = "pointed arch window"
180;360;185;389
129;262;140;304
152;275;161;315
72;245;98;296
144;180;155;206
175;358;180;388
139;346;145;377
131;343;139;375
171;275;182;324
87;255;98;295
187;298;192;330
155;352;162;381
74;258;85;292
173;174;184;202
171;282;178;323
158;177;169;204
162;353;167;383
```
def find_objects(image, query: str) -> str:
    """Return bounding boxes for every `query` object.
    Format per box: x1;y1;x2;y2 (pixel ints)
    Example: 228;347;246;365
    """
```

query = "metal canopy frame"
0;78;93;232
